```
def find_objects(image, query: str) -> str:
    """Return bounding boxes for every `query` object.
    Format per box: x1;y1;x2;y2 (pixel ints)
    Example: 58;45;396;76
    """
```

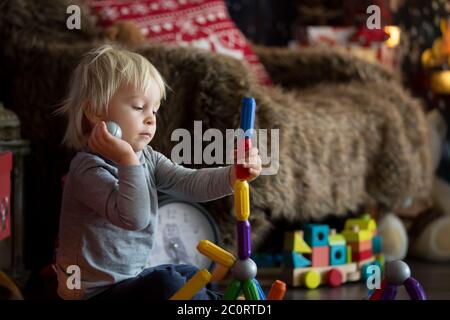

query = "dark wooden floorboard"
257;260;450;300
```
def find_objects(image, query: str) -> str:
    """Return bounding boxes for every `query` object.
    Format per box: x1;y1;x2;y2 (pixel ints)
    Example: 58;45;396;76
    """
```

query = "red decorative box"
0;152;12;241
290;26;401;72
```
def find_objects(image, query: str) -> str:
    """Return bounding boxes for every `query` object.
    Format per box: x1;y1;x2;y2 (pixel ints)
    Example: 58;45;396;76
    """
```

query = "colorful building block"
253;279;266;300
243;279;260;300
342;226;372;242
344;217;377;234
210;263;230;282
376;254;385;272
349;239;372;253
327;268;343;287
346;245;352;263
310;246;329;267
251;253;276;268
197;240;236;268
303;224;329;247
328;230;346;246
330;245;347;266
283;231;312;253
303;270;321;289
283;252;311;268
170;269;211;300
237;220;251;259
235;97;255;180
223;279;242;300
234;180;250;221
351;249;373;262
267;280;286;300
240;97;256;137
372;234;383;254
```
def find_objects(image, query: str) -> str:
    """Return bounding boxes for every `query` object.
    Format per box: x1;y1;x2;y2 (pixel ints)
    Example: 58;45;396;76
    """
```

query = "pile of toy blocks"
283;224;349;269
254;214;385;288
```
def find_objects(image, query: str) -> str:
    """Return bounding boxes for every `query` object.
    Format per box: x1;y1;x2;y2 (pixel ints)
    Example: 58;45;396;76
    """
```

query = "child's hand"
88;121;139;166
231;147;262;185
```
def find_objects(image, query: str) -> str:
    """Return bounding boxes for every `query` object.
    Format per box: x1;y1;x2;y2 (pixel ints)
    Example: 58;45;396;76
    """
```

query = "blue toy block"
274;254;284;266
361;262;372;281
329;245;346;266
372;235;383;254
251;253;276;268
253;279;266;300
303;224;329;247
240;97;255;138
283;252;311;268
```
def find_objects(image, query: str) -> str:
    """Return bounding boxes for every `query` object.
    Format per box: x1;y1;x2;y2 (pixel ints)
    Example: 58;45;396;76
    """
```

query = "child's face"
104;81;161;152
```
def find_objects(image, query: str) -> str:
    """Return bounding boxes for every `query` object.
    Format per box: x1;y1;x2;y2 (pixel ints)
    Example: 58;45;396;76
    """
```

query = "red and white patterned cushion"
87;0;272;85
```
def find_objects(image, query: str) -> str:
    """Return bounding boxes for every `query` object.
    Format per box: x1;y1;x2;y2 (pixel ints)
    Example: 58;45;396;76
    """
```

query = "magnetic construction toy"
170;97;286;300
369;260;426;300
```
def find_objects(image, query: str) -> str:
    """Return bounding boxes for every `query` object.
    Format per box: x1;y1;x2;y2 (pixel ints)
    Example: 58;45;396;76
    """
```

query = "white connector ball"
106;121;122;139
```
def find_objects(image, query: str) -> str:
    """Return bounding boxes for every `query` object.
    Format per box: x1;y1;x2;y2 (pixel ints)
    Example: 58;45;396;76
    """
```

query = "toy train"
253;215;384;289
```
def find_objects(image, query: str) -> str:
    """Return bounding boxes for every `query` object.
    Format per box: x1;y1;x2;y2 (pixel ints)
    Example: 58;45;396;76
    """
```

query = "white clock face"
147;201;218;270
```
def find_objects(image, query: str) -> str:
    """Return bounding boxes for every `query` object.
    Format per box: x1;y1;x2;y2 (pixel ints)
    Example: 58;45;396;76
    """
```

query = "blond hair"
57;44;166;150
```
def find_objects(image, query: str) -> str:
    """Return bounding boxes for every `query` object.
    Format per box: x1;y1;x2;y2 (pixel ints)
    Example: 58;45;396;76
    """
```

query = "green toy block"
243;279;260;300
223;279;242;300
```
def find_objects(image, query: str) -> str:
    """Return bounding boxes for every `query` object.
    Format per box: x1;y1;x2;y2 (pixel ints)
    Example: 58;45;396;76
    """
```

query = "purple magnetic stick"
237;220;251;259
380;283;397;300
404;277;427;300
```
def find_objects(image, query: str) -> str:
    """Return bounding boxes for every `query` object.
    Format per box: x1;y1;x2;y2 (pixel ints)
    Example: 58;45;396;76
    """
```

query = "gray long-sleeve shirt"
55;146;234;300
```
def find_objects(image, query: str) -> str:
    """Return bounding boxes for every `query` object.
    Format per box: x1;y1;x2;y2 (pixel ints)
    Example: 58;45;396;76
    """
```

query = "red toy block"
327;268;343;287
351;249;373;261
349;239;372;253
369;279;387;300
0;152;12;241
235;138;252;180
310;246;329;267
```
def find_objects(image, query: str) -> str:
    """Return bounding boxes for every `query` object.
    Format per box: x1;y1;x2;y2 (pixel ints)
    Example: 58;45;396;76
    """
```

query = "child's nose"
144;114;156;125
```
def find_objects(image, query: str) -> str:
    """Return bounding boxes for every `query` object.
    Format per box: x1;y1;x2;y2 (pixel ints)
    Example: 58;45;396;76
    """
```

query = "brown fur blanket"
0;0;432;259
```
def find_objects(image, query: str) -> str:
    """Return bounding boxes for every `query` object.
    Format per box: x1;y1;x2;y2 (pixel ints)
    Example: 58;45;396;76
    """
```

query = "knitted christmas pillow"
87;0;272;85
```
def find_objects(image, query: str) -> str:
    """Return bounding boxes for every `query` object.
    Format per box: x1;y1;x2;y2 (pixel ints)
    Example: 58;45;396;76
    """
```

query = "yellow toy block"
210;263;230;282
328;229;346;246
170;269;211;300
303;270;321;289
344;217;377;234
286;263;358;287
234;180;250;221
197;240;236;268
346;245;352;263
284;231;312;253
341;226;372;242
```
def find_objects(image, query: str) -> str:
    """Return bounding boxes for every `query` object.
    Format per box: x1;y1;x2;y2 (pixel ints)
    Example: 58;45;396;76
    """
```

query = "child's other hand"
88;121;139;166
232;147;262;183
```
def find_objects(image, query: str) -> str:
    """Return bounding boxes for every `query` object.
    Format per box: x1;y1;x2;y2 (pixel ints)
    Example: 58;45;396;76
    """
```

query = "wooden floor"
11;259;450;300
256;259;450;300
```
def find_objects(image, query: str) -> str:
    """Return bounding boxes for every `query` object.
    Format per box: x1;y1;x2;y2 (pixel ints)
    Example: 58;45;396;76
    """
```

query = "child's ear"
83;101;103;124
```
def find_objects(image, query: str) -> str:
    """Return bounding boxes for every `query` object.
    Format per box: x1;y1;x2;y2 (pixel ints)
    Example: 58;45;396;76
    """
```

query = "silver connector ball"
385;260;411;285
232;258;257;281
106;121;122;139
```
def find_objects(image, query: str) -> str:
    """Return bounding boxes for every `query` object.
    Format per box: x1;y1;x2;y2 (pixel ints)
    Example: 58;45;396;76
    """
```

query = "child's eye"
132;106;144;111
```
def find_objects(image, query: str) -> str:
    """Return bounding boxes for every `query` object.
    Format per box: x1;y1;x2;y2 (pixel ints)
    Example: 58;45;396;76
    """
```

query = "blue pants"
91;264;222;300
